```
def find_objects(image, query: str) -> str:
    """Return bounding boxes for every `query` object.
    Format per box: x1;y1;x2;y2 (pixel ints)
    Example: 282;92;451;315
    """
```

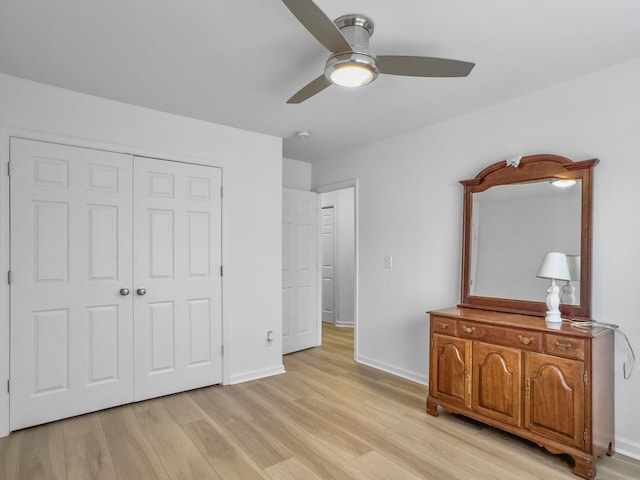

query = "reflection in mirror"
469;179;581;305
561;254;581;305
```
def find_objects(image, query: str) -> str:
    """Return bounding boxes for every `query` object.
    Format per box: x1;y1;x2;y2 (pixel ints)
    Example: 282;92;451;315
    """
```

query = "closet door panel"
10;138;134;430
133;157;222;401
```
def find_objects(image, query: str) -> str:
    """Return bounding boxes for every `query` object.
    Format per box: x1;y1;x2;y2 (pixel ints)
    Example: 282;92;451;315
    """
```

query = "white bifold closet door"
9;139;221;430
10;139;134;430
133;157;222;401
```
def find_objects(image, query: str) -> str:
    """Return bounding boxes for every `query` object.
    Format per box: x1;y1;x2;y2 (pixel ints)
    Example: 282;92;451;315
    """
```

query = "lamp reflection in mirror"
561;255;580;305
536;252;571;323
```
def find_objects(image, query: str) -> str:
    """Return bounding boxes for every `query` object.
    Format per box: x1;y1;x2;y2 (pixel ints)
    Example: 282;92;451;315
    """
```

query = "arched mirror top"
459;154;598;320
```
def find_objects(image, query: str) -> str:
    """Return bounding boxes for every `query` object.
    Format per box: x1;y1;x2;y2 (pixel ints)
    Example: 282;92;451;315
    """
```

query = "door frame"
0;129;226;437
313;179;359;360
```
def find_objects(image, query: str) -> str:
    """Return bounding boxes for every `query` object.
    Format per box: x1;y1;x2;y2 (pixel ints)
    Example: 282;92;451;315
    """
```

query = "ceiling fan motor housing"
334;14;374;49
324;14;379;84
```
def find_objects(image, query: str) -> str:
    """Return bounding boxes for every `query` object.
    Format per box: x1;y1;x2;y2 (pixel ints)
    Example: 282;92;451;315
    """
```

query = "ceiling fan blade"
287;74;332;104
282;0;351;53
377;55;475;77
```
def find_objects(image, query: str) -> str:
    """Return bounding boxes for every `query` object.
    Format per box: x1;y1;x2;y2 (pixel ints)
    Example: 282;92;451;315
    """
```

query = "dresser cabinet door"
524;352;585;449
431;334;471;409
473;342;522;427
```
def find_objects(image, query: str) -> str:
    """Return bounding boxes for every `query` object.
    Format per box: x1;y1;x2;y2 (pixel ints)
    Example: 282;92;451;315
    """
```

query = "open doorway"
316;181;358;357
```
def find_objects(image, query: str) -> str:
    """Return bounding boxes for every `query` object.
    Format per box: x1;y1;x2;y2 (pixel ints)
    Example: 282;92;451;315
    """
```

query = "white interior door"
10;138;134;430
133;157;222;401
282;188;318;354
321;206;336;323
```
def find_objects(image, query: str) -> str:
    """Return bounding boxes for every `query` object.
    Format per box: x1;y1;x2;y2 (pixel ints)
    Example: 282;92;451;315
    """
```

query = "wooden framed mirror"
458;154;598;320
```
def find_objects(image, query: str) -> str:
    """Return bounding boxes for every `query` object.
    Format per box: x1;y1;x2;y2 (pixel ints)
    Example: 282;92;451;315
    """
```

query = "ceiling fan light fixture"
325;51;379;88
330;63;374;87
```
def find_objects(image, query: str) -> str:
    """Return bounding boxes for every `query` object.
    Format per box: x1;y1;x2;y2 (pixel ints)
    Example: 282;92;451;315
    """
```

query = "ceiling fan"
282;0;475;104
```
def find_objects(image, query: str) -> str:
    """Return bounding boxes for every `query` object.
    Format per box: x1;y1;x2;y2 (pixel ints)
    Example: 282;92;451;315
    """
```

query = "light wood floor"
1;323;638;479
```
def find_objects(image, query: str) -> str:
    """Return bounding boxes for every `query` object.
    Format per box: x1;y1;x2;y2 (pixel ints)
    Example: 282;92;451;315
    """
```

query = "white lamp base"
544;279;563;323
544;311;563;323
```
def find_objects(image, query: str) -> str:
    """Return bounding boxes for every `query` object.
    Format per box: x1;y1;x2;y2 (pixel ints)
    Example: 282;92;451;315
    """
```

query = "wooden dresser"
427;307;614;479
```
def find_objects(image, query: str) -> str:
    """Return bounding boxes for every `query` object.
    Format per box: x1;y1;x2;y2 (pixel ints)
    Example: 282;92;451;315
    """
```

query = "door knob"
136;288;147;296
119;288;130;296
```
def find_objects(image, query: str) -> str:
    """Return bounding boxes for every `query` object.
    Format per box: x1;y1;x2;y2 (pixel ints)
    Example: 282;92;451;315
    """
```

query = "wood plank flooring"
1;322;638;479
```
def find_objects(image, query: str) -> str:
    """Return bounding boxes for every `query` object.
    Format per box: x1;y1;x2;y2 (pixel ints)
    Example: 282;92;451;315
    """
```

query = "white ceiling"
1;1;640;162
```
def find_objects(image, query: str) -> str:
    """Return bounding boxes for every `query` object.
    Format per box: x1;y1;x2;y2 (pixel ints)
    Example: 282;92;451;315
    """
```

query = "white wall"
321;188;355;326
0;74;284;437
283;157;312;190
312;56;640;458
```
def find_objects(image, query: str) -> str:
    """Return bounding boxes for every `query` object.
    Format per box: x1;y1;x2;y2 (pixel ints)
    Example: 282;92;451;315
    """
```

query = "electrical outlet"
385;256;393;269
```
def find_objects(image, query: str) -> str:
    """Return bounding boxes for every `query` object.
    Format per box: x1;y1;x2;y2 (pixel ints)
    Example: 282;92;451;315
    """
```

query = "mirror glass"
469;179;582;305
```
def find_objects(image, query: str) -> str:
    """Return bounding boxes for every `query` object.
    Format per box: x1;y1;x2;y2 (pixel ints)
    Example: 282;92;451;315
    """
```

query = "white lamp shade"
566;255;581;281
536;252;571;281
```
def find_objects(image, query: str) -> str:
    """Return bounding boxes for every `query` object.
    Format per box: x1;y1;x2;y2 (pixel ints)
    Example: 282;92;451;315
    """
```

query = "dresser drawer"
458;322;488;339
483;327;543;352
545;334;585;360
431;317;457;335
457;323;542;351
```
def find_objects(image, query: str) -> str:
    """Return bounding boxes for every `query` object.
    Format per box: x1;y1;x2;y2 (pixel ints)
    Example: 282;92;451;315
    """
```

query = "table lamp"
536;252;571;323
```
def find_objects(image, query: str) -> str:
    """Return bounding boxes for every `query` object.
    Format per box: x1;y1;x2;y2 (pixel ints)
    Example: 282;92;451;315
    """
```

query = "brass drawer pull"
555;341;573;351
518;335;535;346
462;326;476;334
438;323;449;330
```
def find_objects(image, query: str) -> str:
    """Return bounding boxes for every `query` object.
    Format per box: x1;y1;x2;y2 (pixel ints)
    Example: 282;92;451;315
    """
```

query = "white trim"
615;436;640;461
316;199;323;346
315;178;357;194
0;131;10;437
335;320;355;327
313;179;359;361
228;365;286;385
0;129;228;437
4;128;226;166
357;354;428;386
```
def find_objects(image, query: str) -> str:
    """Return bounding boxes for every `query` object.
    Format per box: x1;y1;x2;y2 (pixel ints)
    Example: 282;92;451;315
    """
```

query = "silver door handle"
119;288;130;296
136;288;147;296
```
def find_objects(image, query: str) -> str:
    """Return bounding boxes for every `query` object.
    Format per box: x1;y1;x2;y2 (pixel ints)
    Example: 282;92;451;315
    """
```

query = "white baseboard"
357;354;428;385
335;321;354;327
615;435;640;460
227;365;286;385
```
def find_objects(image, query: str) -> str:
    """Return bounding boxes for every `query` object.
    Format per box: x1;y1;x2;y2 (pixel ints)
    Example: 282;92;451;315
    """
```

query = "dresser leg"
571;454;595;480
426;397;439;417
